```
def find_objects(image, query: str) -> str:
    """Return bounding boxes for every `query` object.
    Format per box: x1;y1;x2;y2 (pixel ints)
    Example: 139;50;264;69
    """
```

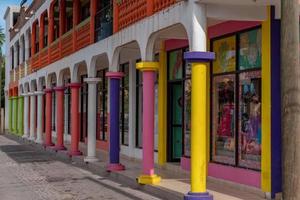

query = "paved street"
0;135;162;200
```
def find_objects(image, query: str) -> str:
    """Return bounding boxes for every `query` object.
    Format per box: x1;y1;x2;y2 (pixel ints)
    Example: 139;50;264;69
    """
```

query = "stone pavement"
0;134;162;200
1;133;267;200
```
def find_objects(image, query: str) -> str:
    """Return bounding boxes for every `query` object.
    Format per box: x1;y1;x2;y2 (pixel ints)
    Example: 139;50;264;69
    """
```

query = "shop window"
211;27;262;170
64;79;71;135
96;69;108;141
135;69;143;148
169;50;183;80
120;63;129;146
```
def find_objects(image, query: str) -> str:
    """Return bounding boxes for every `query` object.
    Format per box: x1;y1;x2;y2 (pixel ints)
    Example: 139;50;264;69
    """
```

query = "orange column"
73;0;80;51
59;0;66;37
48;5;54;44
113;0;119;33
90;0;97;44
68;83;82;156
54;86;66;151
44;88;54;147
39;14;44;50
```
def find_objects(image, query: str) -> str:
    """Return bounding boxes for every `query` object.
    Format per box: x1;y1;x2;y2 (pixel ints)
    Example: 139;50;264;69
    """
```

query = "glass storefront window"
169;49;183;80
238;71;261;170
97;69;108;141
213;35;236;74
211;27;262;170
239;29;262;70
212;75;236;165
120;63;129;146
184;78;191;157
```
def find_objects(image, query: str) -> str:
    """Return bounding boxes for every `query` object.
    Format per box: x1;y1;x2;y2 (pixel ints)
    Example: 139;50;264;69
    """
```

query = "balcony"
31;17;92;72
114;0;177;32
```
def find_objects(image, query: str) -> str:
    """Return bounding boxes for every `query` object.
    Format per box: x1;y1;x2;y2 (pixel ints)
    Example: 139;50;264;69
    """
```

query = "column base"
43;142;55;147
35;139;43;144
22;134;29;139
53;145;67;151
137;174;161;185
68;150;83;157
29;136;36;141
184;192;213;200
106;163;125;172
84;156;99;163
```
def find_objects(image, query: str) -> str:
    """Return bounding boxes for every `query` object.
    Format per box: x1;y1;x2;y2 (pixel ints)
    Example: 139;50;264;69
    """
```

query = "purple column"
106;71;125;172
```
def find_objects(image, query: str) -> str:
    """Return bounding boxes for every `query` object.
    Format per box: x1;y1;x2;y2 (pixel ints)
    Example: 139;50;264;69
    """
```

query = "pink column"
136;62;160;185
142;71;155;175
68;83;82;156
54;86;66;150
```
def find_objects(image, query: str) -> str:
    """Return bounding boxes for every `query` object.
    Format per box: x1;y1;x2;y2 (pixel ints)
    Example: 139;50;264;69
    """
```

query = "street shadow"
0;144;52;164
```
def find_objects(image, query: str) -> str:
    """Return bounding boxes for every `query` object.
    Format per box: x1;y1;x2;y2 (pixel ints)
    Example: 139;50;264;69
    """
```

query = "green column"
17;96;24;135
8;97;12;132
12;96;18;134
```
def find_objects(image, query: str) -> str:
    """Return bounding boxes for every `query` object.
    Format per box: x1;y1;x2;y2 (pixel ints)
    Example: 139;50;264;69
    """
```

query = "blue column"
106;71;125;172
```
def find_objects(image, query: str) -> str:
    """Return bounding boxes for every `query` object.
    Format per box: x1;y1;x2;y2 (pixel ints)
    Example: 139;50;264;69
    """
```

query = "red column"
59;0;66;36
90;0;97;44
44;88;54;147
68;83;82;156
54;86;66;150
48;3;54;44
73;0;80;51
39;14;44;50
31;22;36;55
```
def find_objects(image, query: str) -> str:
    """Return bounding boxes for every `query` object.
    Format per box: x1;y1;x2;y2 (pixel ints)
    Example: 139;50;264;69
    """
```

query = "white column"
84;77;100;162
22;93;29;138
29;93;36;140
35;91;44;143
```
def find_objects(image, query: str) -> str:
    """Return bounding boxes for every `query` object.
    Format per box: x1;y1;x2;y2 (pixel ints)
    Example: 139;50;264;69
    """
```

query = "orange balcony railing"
114;0;178;32
19;63;25;78
75;18;91;51
26;60;32;75
153;0;176;12
117;0;147;30
31;54;40;71
15;67;19;81
49;40;60;63
39;47;49;68
61;31;73;58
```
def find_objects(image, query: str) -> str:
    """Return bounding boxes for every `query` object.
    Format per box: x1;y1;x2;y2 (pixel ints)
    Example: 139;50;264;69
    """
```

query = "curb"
4;133;183;200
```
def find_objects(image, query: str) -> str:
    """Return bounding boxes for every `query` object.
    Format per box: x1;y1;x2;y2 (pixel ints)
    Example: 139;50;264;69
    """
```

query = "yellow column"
191;63;207;192
261;6;271;193
158;42;167;165
184;51;214;200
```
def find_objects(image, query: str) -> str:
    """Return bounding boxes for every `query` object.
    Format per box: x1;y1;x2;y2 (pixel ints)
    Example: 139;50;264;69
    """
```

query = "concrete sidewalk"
5;133;267;200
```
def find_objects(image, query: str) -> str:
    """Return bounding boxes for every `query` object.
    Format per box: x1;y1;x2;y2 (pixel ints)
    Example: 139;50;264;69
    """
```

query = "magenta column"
136;62;161;185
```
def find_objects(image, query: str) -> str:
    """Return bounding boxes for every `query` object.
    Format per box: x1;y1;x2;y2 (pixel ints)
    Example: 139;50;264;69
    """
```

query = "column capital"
184;51;215;63
35;91;45;96
136;62;159;71
106;71;124;79
27;92;37;96
54;86;66;91
84;77;101;84
44;88;54;93
67;82;81;89
21;93;30;97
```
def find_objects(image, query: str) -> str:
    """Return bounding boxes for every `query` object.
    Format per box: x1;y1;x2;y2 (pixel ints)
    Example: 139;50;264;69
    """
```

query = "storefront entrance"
167;48;188;162
80;75;88;142
168;82;183;162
